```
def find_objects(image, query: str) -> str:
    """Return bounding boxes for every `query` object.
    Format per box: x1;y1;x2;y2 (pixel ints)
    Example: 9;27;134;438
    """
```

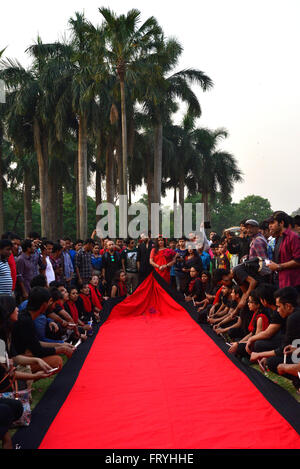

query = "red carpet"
39;273;300;449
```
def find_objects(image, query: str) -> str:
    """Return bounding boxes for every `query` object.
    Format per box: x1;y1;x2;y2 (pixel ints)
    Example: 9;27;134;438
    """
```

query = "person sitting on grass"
250;287;300;390
213;285;252;340
111;270;129;298
88;275;104;321
78;283;95;323
11;287;74;373
228;291;270;359
64;287;92;341
47;287;78;339
184;267;203;304
197;269;233;323
195;271;213;310
0;295;57;384
0;396;23;449
277;345;300;392
245;283;285;354
207;284;232;326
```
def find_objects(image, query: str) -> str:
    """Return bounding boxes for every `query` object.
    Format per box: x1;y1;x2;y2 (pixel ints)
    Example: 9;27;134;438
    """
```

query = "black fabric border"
13;272;300;449
12;322;100;449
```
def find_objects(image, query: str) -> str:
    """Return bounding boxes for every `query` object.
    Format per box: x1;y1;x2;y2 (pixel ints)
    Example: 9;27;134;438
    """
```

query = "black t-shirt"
102;251;122;282
12;310;56;358
275;307;300;356
121;248;138;273
233;262;263;285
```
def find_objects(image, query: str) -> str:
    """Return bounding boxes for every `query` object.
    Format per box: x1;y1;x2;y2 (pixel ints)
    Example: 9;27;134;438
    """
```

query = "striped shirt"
0;259;13;295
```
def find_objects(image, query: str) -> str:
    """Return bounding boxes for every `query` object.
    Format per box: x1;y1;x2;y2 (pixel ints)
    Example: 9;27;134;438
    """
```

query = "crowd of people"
0;210;299;448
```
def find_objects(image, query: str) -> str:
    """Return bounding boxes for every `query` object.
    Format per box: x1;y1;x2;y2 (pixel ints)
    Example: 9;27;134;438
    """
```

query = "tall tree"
99;7;162;199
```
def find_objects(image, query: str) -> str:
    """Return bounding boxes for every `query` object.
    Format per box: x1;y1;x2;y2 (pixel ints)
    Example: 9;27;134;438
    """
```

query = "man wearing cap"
267;211;300;291
245;219;268;260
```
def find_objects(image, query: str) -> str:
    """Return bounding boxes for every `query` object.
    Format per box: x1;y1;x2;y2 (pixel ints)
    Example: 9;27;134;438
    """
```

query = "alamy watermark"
96;198;206;244
0;80;5;104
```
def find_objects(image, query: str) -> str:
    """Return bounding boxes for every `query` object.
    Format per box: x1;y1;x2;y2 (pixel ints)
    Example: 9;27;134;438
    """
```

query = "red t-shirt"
8;253;17;291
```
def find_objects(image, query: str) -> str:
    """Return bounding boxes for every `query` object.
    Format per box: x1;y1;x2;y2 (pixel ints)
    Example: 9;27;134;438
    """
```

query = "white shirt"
45;256;55;285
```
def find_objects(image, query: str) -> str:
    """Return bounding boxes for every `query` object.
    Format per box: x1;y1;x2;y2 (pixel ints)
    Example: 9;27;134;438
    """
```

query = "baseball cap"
245;219;259;226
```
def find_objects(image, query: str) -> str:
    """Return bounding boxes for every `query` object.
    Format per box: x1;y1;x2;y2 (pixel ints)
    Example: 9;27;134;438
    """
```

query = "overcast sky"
2;0;300;214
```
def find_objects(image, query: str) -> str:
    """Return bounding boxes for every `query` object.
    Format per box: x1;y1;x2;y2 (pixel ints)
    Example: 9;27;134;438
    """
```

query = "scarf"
79;293;92;314
89;284;103;310
66;300;79;323
118;281;127;297
248;310;269;333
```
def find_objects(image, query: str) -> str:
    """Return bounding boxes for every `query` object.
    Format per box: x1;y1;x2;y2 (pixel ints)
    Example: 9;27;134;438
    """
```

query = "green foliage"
186;192;273;236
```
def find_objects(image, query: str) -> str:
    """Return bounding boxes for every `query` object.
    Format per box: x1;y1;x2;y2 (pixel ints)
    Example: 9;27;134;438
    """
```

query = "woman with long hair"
0;296;56;388
149;237;177;284
111;270;128;298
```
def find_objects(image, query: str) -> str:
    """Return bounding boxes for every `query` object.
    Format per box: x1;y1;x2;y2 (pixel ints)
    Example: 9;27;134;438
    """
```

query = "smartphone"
258;359;266;373
74;339;82;348
47;367;59;373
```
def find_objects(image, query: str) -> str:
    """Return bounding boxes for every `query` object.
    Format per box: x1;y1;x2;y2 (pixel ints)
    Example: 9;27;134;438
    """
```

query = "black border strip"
153;271;300;436
12;322;100;449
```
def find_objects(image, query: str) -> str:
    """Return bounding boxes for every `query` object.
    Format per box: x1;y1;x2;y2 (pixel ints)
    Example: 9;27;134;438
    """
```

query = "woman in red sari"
149;237;177;284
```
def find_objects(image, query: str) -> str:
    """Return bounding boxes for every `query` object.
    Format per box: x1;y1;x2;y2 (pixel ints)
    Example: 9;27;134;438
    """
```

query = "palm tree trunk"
173;187;177;204
202;192;210;223
57;184;63;239
78;114;88;240
179;172;185;235
119;78;128;198
116;129;123;196
23;171;32;238
153;119;163;205
95;138;102;210
147;153;153;232
48;172;57;241
34;118;49;238
105;141;114;204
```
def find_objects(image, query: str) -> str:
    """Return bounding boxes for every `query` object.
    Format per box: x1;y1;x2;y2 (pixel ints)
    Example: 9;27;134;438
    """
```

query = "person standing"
174;237;187;292
101;240;122;296
245;219;268;260
149;237;177;284
121;238;139;293
267;211;300;291
0;240;13;297
136;233;154;284
75;239;95;286
60;239;74;287
16;239;36;301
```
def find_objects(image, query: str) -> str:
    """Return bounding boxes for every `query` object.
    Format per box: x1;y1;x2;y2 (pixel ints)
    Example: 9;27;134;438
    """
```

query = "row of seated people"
0;269;128;448
183;265;300;392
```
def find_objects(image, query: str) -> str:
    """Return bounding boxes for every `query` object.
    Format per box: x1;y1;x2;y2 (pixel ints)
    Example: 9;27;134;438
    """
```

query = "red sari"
150;248;175;284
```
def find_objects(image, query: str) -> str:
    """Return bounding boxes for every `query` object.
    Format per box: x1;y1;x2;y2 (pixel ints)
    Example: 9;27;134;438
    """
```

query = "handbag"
0;368;31;427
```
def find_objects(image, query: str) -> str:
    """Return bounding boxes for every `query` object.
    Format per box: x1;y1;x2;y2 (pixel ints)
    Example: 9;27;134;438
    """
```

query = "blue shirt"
91;254;102;271
63;251;74;279
200;251;211;271
34;314;63;343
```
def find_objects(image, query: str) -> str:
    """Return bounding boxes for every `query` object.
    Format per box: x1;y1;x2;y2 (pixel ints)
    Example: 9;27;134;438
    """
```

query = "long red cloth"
39;273;300;449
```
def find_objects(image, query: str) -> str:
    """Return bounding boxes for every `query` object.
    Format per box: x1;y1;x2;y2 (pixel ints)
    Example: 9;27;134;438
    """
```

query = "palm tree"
141;35;213;206
192;127;243;221
99;7;162;198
